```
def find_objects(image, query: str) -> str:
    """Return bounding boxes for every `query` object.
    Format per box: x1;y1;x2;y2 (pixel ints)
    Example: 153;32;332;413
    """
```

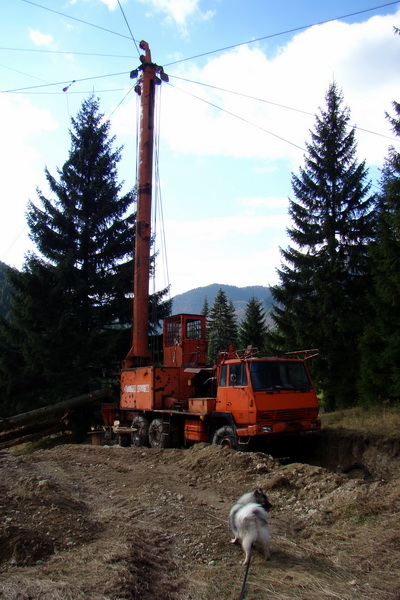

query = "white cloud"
154;208;290;294
28;29;56;48
137;0;214;32
68;0;122;11
0;96;58;267
156;9;400;169
99;0;120;9
238;196;288;210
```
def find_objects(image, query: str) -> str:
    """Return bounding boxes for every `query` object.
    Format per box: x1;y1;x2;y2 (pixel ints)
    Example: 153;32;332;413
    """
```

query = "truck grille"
258;408;318;422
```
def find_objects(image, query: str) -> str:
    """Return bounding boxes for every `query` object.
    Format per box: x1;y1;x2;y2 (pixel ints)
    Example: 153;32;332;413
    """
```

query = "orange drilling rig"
101;41;320;450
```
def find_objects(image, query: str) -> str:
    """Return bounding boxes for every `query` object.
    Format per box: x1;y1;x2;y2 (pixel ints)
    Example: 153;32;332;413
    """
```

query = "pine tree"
207;289;238;362
201;296;209;316
269;83;375;410
359;101;400;405
238;296;267;351
0;96;169;411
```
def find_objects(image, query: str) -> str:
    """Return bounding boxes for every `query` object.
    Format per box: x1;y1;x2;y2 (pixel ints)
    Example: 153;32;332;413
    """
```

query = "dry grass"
320;405;400;437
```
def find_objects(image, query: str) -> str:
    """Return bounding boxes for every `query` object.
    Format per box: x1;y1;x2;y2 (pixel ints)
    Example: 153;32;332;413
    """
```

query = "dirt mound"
0;440;399;600
0;451;97;568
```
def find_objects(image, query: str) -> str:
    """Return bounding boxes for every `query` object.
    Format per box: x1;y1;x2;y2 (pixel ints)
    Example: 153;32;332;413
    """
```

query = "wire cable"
167;80;306;152
2;71;130;93
153;85;171;299
0;63;56;87
0;47;135;59
170;75;400;144
7;1;400;101
117;0;141;57
0;224;29;262
6;0;400;64
107;86;135;120
20;0;134;42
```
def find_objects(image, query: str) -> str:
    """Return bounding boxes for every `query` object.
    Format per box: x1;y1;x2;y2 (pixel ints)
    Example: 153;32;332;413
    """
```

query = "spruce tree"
0;96;169;411
207;289;238;362
270;83;375;410
201;296;209;316
359;101;400;405
238;296;267;351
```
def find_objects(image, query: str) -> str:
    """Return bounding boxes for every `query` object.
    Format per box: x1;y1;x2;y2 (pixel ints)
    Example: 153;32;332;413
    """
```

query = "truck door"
216;362;251;425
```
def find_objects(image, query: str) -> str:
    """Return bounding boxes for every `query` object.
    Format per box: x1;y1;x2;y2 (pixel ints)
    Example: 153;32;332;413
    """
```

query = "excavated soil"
0;431;399;600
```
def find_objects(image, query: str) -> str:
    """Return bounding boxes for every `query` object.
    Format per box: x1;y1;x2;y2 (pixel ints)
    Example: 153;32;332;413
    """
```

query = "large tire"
148;418;172;449
131;415;150;447
212;425;238;450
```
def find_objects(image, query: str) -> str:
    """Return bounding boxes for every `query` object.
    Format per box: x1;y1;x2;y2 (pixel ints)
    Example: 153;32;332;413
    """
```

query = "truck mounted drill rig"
102;41;320;450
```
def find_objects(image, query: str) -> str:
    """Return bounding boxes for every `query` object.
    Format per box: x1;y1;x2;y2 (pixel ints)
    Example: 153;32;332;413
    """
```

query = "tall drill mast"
124;41;168;367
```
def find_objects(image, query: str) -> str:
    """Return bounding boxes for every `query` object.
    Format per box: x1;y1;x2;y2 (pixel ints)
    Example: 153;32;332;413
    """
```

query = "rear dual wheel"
131;415;150;447
131;415;183;449
149;418;173;449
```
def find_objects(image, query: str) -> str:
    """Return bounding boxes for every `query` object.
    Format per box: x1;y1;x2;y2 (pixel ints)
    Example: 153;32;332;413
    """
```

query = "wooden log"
0;388;113;432
0;417;61;442
0;424;67;450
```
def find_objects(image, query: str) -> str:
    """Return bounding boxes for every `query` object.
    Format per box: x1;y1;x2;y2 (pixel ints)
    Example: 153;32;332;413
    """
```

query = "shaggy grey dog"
229;488;272;566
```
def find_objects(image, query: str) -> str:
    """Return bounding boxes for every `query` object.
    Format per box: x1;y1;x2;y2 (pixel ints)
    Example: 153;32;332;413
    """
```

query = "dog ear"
254;488;273;511
254;488;264;500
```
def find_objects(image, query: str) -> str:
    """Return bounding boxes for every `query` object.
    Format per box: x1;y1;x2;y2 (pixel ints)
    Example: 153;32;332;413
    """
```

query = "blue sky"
1;0;400;296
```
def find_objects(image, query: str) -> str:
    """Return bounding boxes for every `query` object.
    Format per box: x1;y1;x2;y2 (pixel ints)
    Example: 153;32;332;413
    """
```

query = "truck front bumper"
236;419;321;437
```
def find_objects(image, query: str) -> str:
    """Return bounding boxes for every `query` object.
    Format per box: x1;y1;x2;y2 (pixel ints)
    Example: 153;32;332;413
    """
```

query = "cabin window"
250;361;311;391
219;364;227;386
229;363;248;386
186;319;203;340
165;319;182;346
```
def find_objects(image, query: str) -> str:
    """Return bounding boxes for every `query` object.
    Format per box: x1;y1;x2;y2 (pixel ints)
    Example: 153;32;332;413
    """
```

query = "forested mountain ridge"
171;283;273;321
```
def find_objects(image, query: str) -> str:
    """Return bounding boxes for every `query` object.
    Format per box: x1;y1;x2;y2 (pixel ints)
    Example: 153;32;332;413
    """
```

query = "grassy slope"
320;405;400;437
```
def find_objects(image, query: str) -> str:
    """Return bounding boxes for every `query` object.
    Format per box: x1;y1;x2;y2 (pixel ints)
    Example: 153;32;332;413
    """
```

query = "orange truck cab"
212;349;320;447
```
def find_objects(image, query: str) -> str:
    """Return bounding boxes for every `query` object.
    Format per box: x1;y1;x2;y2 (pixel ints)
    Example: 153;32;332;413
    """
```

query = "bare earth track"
0;436;399;600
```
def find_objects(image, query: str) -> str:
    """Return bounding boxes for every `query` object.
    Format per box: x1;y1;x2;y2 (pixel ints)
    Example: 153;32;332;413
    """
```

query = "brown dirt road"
0;439;399;600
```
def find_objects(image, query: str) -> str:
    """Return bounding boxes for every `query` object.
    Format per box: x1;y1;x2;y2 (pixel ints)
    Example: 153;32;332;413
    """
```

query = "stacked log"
0;388;113;449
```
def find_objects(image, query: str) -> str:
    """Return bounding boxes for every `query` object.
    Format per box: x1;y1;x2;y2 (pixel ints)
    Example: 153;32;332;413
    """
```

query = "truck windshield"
250;360;312;391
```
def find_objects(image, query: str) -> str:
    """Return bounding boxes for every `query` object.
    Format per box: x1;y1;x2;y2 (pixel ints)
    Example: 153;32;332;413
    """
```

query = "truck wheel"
131;415;150;447
212;426;238;450
149;419;172;449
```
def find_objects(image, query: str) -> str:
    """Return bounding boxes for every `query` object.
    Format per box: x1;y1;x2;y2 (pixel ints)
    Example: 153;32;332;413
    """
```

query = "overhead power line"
6;0;399;146
171;75;400;144
9;0;400;93
20;0;134;42
0;47;135;59
167;81;306;153
5;0;400;94
18;0;400;68
2;71;130;93
117;0;140;57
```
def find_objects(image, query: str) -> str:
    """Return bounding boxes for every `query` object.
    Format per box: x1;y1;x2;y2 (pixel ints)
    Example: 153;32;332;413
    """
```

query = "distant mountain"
171;284;274;322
